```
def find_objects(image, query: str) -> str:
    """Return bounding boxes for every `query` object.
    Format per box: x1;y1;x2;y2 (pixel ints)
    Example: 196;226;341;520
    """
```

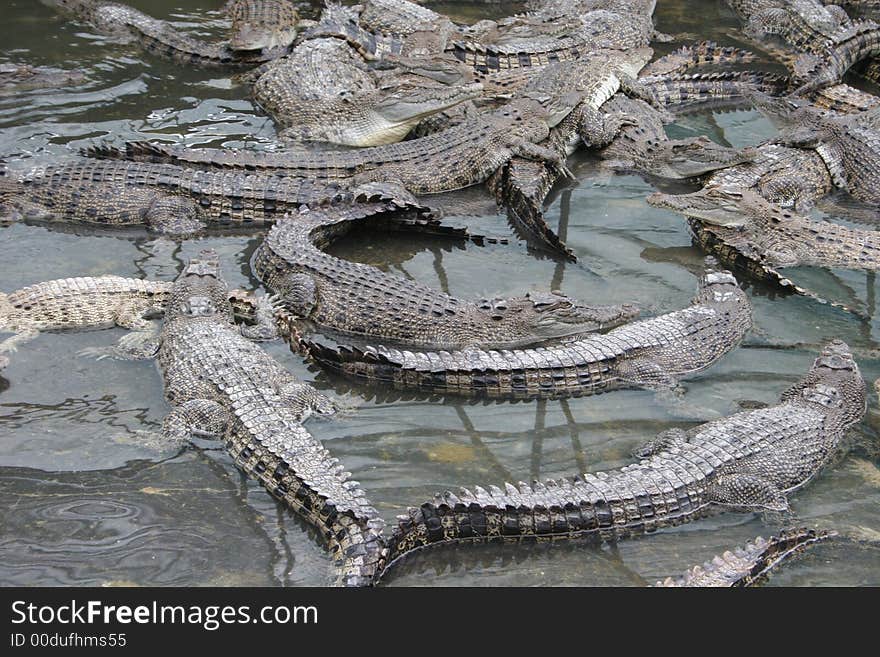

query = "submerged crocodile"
301;261;752;400
252;203;639;350
0;62;86;93
0;275;274;370
656;528;836;587
250;37;481;146
123;250;385;587
44;0;281;67
376;341;865;573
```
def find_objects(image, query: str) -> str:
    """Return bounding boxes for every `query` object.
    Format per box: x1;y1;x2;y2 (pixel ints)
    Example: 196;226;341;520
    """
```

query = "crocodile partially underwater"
376;340;865;574
0;156;430;234
252;203;639;350
301;262;752;400
0;62;86;93
44;0;287;67
115;250;385;587
649;187;880;271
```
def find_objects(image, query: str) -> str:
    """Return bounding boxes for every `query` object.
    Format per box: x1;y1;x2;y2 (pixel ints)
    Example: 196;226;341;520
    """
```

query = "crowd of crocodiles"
1;0;880;586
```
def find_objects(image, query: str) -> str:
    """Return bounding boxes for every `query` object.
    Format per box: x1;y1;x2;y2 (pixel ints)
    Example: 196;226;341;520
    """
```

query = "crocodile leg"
0;329;39;369
78;324;162;362
162;399;232;442
275;379;340;418
142;195;206;234
631;427;689;459
238;294;279;341
706;473;790;513
512;141;574;179
577;107;637;149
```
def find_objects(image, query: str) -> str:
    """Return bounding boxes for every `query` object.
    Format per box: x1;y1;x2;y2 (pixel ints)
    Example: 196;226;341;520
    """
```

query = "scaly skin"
727;0;880;91
147;251;385;587
701;142;833;211
226;0;299;54
656;528;836;587
451;9;656;72
252;203;639;350
648;187;880;271
0;158;422;233
773;104;880;204
0;274;277;369
377;341;864;574
251;37;482;146
598;94;757;179
45;0;277;67
0;276;170;370
301;263;752;400
86;95;570;196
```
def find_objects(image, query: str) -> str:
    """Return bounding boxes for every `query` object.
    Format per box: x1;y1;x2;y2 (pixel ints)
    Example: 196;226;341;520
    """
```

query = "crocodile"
0;275;276;370
250;37;482;146
0;157;425;234
656;528;836;587
648;187;880;271
727;0;880;92
0;62;86;93
300;261;752;400
494;68;779;260
124;250;385;587
700;142;834;211
766;101;880;205
43;0;280;67
226;0;299;55
252;203;640;350
596;94;758;179
376;340;865;573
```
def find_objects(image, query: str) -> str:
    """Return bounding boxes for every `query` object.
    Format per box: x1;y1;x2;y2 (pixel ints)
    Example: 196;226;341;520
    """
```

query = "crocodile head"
370;81;483;133
168;250;234;322
282;82;482;147
637;138;756;179
227;0;300;54
515;291;640;339
782;340;866;432
615;46;654;79
647;187;751;228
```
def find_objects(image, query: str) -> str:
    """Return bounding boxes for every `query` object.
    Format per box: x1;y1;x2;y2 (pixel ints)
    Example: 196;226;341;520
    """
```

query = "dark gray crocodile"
376;341;865;573
250;37;482;146
0;62;87;93
300;261;752;400
44;0;282;67
0;274;275;369
252;203;639;350
125;250;385;587
0;157;423;234
655;528;836;587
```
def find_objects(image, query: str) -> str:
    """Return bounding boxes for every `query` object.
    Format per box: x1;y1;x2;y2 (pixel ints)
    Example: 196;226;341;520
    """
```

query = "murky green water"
0;0;878;586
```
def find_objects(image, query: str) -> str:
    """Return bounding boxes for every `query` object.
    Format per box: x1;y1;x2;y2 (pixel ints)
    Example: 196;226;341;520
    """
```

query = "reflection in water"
0;0;878;586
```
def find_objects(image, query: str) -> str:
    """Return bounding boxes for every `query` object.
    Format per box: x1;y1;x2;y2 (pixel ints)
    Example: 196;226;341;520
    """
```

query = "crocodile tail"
82;141;173;164
642;41;758;77
378;477;612;578
644;71;790;110
656;528;835;587
303;341;402;383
